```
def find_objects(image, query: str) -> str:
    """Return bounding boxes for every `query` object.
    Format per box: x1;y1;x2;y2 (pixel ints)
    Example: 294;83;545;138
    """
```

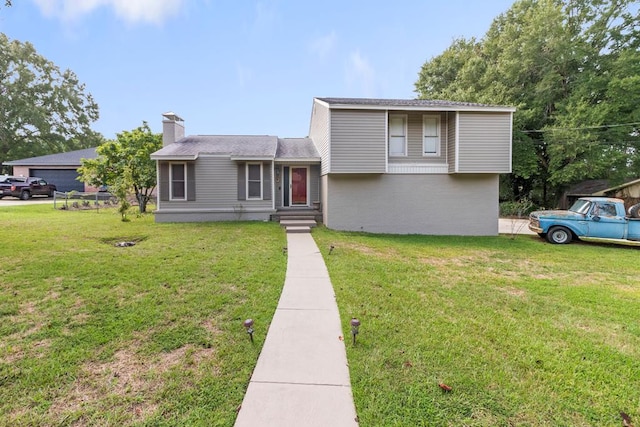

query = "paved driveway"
0;198;54;206
499;218;536;235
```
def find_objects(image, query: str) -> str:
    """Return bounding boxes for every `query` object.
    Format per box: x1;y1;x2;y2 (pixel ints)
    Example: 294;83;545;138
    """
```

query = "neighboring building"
559;179;610;209
593;178;640;211
151;98;515;235
2;147;98;192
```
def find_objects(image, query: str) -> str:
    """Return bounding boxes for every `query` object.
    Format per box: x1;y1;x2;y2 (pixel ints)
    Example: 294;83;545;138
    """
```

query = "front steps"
280;219;317;233
272;208;322;222
277;212;319;234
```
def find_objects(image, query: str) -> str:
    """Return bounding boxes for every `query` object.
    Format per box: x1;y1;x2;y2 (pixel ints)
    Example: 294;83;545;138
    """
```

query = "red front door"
291;167;307;205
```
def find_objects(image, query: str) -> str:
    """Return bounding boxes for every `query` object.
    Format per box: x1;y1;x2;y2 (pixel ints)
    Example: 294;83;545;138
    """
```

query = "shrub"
500;198;534;217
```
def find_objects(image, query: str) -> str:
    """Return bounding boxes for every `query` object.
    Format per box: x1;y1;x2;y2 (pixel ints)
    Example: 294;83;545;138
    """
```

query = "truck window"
596;203;617;217
570;199;591;214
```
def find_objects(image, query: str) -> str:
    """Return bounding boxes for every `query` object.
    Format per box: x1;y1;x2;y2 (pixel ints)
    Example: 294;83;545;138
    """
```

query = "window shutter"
263;163;272;200
159;162;169;201
237;162;246;200
186;162;196;201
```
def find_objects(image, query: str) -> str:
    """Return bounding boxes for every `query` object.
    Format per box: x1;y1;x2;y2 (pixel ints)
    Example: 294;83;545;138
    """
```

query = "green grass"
0;204;286;426
4;205;640;426
313;229;640;427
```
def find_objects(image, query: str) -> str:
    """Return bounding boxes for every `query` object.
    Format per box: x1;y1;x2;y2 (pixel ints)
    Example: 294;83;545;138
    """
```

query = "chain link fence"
53;191;118;211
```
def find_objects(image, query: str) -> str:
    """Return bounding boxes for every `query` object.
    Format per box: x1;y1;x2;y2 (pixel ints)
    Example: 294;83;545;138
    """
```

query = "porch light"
350;318;361;345
244;319;255;343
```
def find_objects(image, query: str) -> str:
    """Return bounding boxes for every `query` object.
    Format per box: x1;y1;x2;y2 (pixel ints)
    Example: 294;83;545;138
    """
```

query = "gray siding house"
151;98;515;235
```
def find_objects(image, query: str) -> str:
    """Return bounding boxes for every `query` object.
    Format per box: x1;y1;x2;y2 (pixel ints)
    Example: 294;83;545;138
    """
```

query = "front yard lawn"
314;229;640;427
2;204;639;426
0;204;286;426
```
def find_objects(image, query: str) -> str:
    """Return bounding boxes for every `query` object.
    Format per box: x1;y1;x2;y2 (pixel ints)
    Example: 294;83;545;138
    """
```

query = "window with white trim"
247;163;262;199
423;115;440;156
388;114;407;156
170;162;186;200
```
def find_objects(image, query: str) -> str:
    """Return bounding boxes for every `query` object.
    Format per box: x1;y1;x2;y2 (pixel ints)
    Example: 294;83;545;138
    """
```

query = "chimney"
162;112;185;146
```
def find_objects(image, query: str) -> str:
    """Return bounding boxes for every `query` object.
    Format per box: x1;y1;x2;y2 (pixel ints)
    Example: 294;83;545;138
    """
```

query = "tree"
415;0;639;207
0;33;99;172
78;123;161;214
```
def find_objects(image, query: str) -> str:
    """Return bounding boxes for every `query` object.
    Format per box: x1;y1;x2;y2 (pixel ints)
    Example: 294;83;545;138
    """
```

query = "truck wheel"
546;226;572;244
20;190;30;200
628;203;640;218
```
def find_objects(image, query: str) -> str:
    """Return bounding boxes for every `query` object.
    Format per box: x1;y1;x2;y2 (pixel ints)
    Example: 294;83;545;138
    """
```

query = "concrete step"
285;226;312;234
279;215;317;221
280;219;317;228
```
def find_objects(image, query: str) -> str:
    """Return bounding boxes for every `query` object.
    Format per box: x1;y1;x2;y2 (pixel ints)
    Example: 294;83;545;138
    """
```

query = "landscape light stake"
350;318;360;345
329;245;335;255
243;319;254;343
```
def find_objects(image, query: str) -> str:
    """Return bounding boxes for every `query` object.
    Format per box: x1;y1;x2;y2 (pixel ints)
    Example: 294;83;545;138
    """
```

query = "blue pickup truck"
529;197;640;245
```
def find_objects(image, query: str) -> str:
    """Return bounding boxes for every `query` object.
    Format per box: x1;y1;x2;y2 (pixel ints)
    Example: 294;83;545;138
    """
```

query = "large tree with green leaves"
78;123;161;214
415;0;639;207
0;33;100;172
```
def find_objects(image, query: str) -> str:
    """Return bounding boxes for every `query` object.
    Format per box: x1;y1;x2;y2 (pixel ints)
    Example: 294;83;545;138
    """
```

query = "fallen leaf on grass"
620;411;633;427
438;383;452;392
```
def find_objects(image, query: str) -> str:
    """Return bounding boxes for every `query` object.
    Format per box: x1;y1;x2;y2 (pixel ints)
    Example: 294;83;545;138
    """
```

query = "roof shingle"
151;135;279;159
316;97;514;110
3;147;98;166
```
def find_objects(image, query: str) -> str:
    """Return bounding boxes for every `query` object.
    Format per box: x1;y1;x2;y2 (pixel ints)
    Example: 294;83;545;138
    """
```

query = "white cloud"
309;31;337;60
346;51;376;97
31;0;185;24
252;1;277;32
236;64;253;89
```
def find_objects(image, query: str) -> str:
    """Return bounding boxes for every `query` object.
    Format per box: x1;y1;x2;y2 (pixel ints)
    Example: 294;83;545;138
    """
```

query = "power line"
514;139;640;146
520;122;640;133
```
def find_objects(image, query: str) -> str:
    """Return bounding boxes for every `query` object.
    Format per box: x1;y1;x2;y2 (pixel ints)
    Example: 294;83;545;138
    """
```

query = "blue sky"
0;0;515;140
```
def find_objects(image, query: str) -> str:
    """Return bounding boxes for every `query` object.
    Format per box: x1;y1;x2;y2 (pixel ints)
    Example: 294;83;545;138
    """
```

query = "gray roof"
315;97;515;111
3;147;98;166
276;138;320;160
594;178;640;196
151;135;279;159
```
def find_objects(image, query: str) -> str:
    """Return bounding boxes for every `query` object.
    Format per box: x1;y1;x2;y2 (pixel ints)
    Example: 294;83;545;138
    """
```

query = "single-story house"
151;98;515;235
2;147;98;192
593;177;640;210
559;179;610;209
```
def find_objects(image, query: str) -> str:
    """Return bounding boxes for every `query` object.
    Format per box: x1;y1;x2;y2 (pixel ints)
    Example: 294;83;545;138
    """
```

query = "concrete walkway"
234;233;358;427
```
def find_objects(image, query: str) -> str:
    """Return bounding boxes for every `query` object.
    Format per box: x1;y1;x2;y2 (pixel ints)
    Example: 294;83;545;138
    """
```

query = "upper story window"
170;162;186;200
247;163;263;199
423;115;440;156
388;114;407;156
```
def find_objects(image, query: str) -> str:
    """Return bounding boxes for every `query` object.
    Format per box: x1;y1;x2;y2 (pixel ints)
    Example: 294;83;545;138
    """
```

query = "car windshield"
569;199;592;214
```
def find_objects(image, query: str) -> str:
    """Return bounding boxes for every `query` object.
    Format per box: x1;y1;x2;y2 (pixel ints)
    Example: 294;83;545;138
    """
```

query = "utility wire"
520;122;640;133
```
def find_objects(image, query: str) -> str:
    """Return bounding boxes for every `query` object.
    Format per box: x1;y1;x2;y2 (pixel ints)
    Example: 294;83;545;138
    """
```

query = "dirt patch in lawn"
340;242;400;260
47;341;218;424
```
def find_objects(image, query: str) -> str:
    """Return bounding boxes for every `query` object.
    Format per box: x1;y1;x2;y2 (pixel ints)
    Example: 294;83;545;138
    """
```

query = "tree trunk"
136;192;147;214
